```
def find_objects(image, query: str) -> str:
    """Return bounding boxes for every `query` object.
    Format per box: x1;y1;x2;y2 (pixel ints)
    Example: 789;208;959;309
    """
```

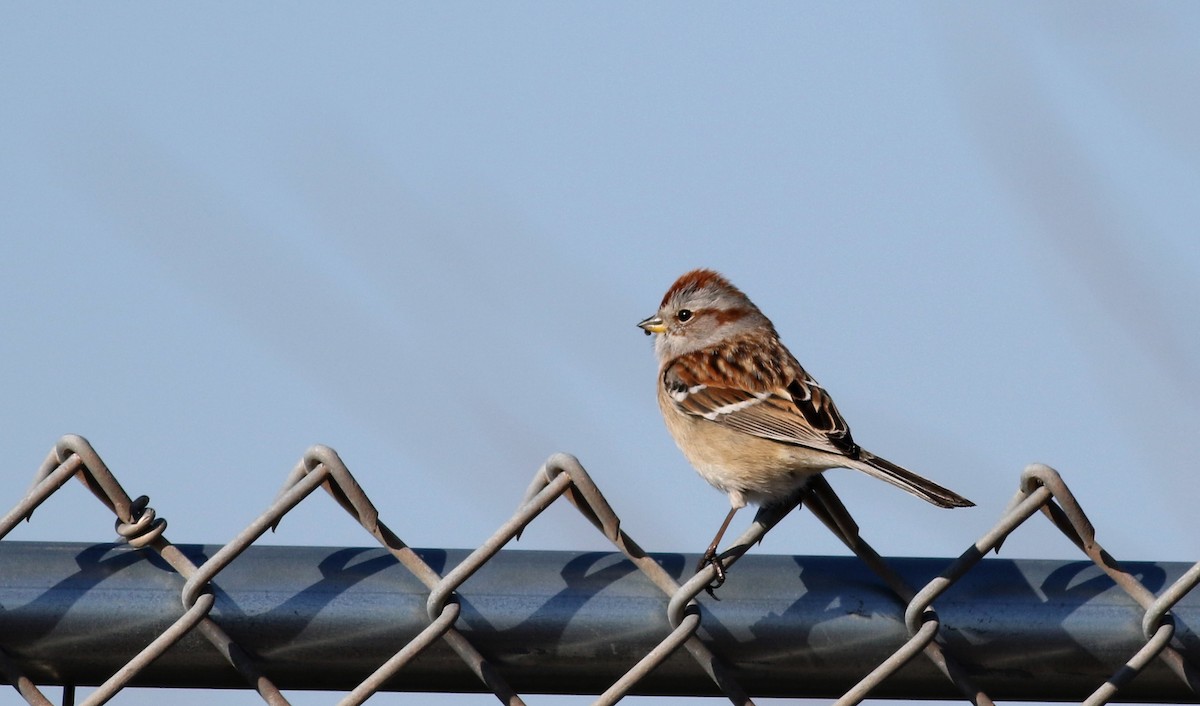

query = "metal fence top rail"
2;540;1198;702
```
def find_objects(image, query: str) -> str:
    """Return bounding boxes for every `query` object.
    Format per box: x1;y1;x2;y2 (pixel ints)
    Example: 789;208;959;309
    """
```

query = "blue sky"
2;5;1198;705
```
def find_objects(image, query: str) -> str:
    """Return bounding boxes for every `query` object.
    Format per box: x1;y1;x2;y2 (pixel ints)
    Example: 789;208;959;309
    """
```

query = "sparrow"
638;269;973;592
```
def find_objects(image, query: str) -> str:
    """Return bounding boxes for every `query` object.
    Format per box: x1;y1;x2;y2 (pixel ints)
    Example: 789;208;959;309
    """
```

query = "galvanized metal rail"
1;541;1199;701
0;435;1198;705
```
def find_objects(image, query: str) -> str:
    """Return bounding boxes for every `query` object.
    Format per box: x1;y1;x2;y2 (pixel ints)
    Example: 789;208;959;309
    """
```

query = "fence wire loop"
1146;563;1200;638
114;494;167;547
1020;462;1097;551
53;435;136;522
305;445;380;532
532;452;622;542
2;434;1199;706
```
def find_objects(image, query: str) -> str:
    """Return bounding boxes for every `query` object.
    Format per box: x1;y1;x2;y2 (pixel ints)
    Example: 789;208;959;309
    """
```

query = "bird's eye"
676;309;693;322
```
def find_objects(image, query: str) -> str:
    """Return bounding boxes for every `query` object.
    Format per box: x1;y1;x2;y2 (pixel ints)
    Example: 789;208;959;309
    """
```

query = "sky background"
2;4;1199;705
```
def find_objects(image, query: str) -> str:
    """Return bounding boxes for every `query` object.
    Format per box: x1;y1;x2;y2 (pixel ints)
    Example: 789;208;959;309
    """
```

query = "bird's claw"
696;549;726;600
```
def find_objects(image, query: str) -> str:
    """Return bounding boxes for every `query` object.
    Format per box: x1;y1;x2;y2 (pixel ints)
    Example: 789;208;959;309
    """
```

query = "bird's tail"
848;451;974;508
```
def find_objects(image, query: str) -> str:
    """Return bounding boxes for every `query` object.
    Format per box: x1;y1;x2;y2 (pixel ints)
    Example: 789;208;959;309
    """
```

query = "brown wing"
663;346;859;457
782;376;859;456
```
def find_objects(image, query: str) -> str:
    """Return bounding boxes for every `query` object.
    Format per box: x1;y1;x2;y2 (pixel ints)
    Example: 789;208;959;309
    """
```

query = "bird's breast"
658;395;835;504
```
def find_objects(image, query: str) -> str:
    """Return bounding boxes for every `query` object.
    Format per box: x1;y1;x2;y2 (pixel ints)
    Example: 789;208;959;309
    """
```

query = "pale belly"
664;404;841;508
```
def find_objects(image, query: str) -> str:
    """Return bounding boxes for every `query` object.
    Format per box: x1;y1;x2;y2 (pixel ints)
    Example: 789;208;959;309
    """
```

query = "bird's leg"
697;506;740;598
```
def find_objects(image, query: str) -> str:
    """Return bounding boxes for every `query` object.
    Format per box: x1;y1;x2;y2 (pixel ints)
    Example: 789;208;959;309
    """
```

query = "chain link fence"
1;434;1198;705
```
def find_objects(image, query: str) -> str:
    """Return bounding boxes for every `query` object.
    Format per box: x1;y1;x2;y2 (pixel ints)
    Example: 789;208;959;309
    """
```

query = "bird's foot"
696;549;726;600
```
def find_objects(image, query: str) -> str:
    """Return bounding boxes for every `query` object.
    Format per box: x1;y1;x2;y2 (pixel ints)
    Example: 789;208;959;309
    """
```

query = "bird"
638;268;973;593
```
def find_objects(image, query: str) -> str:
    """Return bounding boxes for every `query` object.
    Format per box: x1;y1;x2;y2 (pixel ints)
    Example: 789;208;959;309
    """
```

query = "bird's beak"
638;315;666;335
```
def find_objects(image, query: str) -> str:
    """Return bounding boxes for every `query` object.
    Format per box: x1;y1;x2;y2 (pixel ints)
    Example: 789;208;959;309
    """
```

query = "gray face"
648;284;768;364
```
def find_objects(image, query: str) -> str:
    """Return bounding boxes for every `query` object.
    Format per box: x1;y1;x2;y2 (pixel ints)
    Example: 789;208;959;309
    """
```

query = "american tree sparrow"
638;269;973;592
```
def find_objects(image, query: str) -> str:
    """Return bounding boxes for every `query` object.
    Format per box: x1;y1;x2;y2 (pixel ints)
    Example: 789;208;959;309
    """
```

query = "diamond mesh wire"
1;434;1197;704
